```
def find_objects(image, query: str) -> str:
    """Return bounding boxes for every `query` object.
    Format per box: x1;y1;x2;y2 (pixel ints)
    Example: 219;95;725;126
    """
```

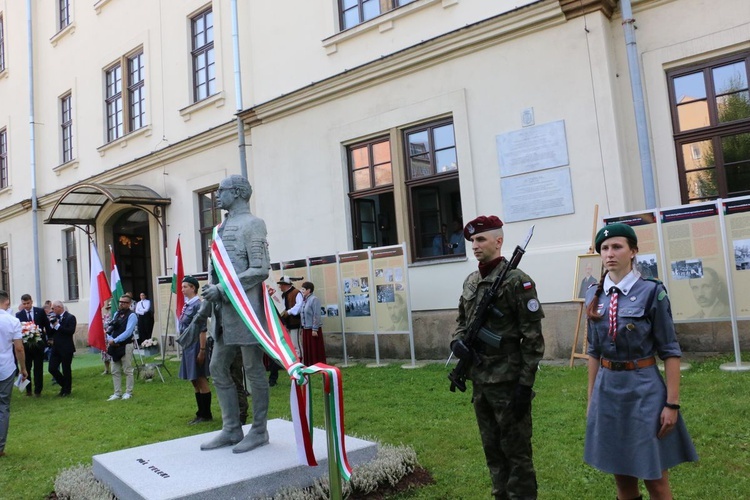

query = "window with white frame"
61;93;73;163
0;128;7;189
347;117;463;261
105;49;145;142
58;0;71;31
64;229;79;300
191;8;215;102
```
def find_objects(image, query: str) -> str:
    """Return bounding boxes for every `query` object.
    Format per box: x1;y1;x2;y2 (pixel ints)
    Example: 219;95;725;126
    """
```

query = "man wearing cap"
451;215;545;499
265;276;302;386
197;174;272;454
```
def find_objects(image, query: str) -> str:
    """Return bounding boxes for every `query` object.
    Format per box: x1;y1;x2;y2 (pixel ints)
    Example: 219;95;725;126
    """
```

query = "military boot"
200;384;243;450
232;379;270;453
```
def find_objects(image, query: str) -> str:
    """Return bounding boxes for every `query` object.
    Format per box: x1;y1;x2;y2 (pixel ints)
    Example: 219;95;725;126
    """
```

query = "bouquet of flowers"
141;338;159;348
21;321;43;348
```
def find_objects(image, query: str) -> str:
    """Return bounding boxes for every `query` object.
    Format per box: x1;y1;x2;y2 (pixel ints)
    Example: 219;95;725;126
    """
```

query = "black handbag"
107;342;126;362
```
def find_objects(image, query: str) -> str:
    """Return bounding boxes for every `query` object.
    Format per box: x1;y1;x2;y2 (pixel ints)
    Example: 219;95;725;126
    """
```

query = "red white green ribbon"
210;227;352;480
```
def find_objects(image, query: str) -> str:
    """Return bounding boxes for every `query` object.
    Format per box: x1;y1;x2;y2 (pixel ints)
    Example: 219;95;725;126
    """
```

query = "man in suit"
15;294;50;397
47;300;77;397
689;267;730;319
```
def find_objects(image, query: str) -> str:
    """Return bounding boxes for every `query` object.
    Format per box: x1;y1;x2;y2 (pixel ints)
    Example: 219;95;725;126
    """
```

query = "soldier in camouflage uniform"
451;215;545;500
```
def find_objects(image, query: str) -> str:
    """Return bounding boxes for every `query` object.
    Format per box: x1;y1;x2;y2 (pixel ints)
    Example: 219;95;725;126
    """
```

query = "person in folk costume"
584;223;698;500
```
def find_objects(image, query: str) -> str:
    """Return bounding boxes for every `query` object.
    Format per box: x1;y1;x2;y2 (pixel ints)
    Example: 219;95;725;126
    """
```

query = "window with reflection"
347;137;397;249
339;0;417;30
105;49;146;143
0;128;7;189
404;119;462;260
198;188;222;271
669;52;750;203
191;8;215;102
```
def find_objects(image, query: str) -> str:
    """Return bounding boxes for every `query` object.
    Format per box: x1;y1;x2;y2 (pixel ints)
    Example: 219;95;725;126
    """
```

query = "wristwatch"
664;402;681;410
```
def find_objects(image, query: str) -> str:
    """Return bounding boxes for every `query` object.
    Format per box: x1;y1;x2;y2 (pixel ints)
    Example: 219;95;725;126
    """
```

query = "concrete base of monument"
92;418;377;500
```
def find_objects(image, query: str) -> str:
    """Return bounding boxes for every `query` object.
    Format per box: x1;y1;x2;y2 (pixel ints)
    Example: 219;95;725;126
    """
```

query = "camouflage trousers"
230;349;249;425
472;381;537;500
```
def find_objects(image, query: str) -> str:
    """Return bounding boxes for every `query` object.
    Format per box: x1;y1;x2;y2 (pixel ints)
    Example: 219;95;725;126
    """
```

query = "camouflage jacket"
453;259;545;386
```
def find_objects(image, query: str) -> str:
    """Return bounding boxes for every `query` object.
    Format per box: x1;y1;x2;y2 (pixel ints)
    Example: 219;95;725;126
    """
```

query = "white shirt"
287;291;304;316
135;299;151;315
0;308;22;380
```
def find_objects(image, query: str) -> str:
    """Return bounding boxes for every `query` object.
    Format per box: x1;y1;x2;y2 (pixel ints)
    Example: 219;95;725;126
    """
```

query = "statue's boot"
233;381;270;453
201;383;243;450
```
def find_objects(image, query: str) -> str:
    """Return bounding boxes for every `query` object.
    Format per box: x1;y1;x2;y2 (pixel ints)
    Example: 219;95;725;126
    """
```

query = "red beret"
464;215;504;240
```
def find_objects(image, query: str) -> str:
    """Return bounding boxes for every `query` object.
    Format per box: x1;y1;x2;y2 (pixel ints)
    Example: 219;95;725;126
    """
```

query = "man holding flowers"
15;294;49;397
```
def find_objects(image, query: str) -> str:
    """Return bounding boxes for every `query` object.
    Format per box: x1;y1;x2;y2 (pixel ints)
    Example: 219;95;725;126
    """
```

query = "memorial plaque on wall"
724;198;750;318
308;255;342;333
339;250;374;333
660;203;729;322
500;167;574;222
603;212;660;280
496;120;569;177
371;247;408;333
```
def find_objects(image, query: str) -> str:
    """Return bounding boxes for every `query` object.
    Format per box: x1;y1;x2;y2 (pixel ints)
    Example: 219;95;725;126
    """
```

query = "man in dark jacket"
16;294;50;396
47;300;77;397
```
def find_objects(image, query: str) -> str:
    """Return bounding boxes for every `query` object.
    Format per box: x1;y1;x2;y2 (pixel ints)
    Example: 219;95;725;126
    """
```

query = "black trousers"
48;349;73;395
24;345;45;394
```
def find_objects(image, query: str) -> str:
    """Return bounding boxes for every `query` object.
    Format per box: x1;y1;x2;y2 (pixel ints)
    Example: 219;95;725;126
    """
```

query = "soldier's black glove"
450;340;471;361
510;384;533;421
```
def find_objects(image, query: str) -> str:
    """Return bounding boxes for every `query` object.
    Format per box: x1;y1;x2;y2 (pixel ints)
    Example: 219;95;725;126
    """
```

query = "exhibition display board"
604;197;749;371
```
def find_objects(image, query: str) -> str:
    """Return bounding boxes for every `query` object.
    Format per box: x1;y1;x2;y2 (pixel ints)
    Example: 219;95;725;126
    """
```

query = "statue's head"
217;175;252;209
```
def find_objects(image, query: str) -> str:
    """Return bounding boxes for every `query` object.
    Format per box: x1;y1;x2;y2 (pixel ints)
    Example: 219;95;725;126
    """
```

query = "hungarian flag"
87;243;112;351
110;248;125;311
172;237;185;320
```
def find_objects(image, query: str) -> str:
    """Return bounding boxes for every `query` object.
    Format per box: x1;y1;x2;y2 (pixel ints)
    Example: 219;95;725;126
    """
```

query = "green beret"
182;275;200;289
595;223;637;253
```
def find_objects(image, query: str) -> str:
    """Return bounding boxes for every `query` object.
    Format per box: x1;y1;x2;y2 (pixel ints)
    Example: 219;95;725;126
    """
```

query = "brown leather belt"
600;356;656;371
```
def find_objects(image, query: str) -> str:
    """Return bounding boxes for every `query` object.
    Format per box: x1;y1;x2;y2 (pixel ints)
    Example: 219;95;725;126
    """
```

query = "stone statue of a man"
198;174;271;453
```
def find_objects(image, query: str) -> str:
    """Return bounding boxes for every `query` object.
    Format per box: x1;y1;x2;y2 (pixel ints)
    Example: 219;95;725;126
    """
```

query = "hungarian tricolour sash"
210;227;352;480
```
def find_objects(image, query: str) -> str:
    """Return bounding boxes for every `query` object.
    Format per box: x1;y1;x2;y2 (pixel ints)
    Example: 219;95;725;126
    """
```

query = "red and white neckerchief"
608;287;619;342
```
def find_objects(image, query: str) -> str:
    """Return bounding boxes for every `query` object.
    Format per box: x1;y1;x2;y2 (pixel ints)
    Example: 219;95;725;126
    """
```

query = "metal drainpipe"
621;0;657;209
27;0;42;300
231;0;248;179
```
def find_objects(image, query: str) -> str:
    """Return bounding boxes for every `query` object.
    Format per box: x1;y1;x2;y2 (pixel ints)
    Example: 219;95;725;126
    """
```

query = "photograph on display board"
671;259;703;280
573;254;602;301
385;268;393;282
345;294;370;317
320;306;327;317
344;279;351;293
394;267;403;281
382;293;409;331
635;254;659;279
327;305;339;317
734;238;750;270
361;277;369;292
375;268;384;278
376;284;395;303
687;266;730;319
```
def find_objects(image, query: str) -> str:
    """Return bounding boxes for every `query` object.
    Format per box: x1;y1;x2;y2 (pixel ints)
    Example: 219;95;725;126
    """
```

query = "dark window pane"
674;72;707;102
435;148;457;173
722;132;750;164
433;124;455;150
713;61;748;94
726;161;750;194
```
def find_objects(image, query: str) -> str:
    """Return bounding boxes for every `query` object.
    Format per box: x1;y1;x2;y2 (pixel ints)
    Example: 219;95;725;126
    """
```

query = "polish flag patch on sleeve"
523;281;533;290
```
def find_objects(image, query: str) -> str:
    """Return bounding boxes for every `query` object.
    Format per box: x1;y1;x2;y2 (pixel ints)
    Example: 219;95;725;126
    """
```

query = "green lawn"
1;353;748;499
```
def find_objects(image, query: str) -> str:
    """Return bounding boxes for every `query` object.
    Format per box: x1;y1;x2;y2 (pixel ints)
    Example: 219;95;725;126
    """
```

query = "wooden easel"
569;205;598;367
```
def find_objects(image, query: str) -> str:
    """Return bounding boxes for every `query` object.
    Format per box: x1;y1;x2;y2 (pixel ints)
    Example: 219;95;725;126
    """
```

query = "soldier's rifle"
448;225;535;392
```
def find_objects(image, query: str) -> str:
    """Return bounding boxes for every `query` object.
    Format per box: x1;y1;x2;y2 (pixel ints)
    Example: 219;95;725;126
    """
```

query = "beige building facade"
0;0;748;358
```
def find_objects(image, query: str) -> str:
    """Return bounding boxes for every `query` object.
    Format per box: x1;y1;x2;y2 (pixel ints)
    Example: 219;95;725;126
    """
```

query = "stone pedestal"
92;419;377;500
